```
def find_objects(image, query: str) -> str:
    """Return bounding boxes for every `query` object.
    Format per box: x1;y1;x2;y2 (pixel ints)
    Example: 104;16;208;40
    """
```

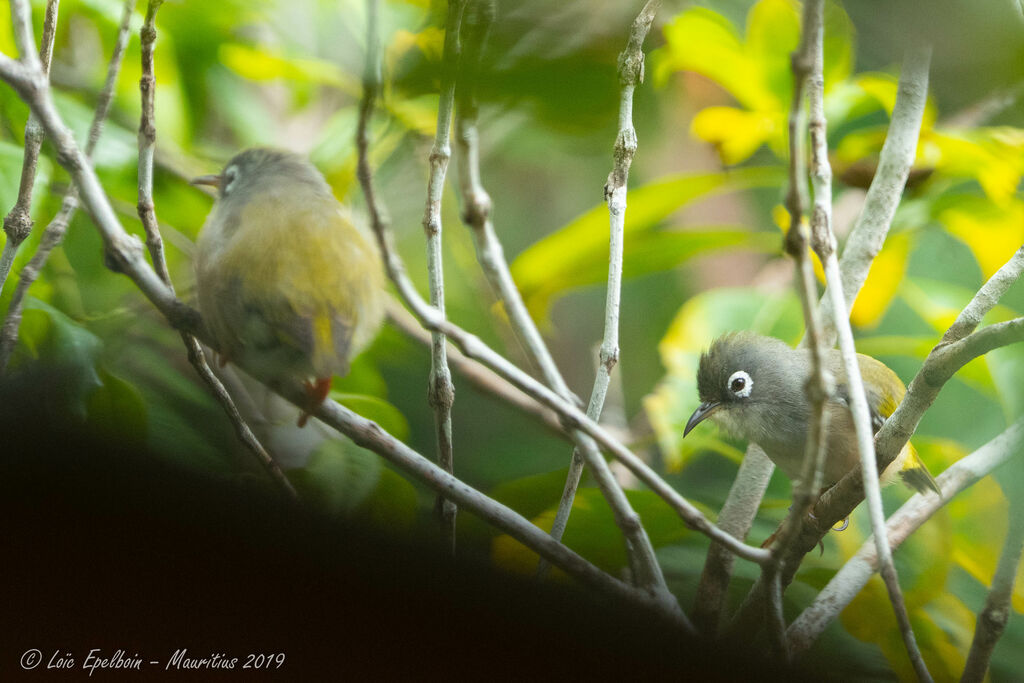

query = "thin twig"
961;496;1024;683
786;416;1024;655
133;0;294;498
136;0;169;285
364;99;771;572
0;0;59;297
0;0;136;372
421;0;464;554
761;0;835;658
539;0;662;581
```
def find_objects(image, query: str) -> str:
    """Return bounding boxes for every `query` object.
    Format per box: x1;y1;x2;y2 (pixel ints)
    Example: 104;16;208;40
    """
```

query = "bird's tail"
898;444;942;497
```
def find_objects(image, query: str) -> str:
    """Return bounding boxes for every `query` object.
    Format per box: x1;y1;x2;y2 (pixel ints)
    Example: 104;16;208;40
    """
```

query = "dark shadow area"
1;366;812;681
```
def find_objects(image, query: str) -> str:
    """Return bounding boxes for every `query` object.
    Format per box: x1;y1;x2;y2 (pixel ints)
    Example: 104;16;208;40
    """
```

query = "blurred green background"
1;0;1023;678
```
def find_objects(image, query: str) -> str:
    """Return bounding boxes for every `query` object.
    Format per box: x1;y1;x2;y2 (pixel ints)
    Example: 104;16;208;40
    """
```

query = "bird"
192;148;386;426
683;331;940;498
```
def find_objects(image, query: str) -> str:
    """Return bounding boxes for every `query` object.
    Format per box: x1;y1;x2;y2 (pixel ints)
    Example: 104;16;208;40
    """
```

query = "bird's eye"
727;370;752;398
221;165;239;196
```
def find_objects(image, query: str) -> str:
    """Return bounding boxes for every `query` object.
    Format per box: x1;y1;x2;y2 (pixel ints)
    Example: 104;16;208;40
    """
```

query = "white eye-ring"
222;165;239;196
727;370;752;398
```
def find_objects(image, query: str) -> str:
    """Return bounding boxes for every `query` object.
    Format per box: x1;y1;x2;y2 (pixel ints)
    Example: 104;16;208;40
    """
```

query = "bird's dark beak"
190;174;222;190
684;401;721;437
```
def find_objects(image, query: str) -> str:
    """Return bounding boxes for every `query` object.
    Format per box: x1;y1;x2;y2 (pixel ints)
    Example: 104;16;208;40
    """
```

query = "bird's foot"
298;377;331;427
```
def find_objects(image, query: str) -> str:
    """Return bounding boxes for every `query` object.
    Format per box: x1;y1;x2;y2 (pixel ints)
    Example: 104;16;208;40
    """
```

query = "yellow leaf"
219;43;358;93
932;129;1024;205
744;0;801;106
690;106;779;164
0;8;15;60
1016;554;1024;613
948;476;1008;591
658;8;756;104
387;27;445;72
850;231;913;328
942;200;1024;278
855;74;938;130
492;509;556;577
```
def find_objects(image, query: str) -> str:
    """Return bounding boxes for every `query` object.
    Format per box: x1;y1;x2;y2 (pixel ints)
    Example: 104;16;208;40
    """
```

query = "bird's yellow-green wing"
828;353;940;495
219;197;384;378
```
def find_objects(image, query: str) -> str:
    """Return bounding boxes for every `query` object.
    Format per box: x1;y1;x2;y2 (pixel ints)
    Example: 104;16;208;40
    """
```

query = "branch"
540;0;661;580
876;246;1024;466
137;0;169;285
692;445;773;633
941;246;1024;343
809;33;933;683
787;416;1024;655
819;41;932;342
309;391;687;624
133;0;293;498
0;0;136;372
449;1;673;598
0;0;59;297
961;496;1024;683
421;0;465;553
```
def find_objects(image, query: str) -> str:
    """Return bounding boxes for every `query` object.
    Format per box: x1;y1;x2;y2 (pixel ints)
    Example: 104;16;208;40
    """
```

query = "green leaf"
330;392;410;442
19;297;103;419
509;167;784;318
488;469;573;524
86;370;148;446
290;439;418;526
822;0;855;87
292;439;384;515
492;488;701;576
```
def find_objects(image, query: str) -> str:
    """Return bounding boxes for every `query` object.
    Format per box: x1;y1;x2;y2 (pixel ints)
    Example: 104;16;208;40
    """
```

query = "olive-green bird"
193;148;385;424
684;332;940;496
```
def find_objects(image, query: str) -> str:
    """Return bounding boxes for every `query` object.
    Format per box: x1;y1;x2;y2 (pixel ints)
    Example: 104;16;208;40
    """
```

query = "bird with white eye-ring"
683;332;940;544
192;148;386;427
